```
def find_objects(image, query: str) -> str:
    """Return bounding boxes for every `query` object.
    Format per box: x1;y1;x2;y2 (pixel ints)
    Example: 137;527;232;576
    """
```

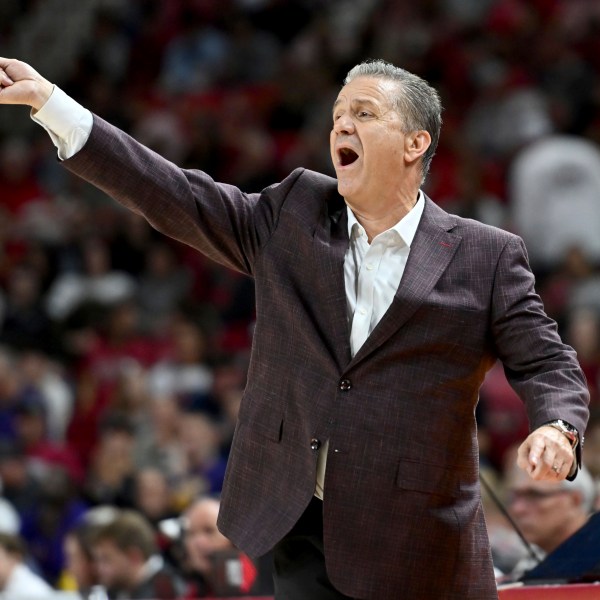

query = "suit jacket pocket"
395;458;459;499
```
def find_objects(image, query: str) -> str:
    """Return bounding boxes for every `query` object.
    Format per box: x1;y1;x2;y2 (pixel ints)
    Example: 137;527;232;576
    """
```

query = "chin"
336;180;357;200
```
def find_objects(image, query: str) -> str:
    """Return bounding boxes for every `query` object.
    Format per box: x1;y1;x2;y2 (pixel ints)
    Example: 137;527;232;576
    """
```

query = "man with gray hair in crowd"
505;462;596;578
0;55;590;599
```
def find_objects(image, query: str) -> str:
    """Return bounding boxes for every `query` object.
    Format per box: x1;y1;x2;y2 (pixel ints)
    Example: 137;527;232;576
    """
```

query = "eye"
357;111;371;118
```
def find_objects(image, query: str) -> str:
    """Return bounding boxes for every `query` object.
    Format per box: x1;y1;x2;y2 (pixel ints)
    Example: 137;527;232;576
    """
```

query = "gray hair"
560;465;596;513
344;59;442;182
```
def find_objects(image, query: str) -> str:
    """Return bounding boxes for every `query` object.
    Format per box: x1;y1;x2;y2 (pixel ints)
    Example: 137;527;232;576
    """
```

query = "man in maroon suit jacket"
0;57;589;599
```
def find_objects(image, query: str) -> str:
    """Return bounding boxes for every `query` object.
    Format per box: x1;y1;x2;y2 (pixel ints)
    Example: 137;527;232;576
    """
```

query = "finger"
527;435;546;474
528;442;557;479
553;447;575;479
539;447;574;481
0;71;14;86
531;444;558;479
516;440;533;473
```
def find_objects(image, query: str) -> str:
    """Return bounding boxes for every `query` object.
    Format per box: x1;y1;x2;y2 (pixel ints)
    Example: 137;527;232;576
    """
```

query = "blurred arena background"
1;0;600;597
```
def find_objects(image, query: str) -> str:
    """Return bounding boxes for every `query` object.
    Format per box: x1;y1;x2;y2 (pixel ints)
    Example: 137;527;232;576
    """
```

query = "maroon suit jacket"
63;116;589;599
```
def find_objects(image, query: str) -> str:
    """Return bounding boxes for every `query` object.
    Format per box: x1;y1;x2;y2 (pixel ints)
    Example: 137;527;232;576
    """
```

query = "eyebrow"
332;97;379;114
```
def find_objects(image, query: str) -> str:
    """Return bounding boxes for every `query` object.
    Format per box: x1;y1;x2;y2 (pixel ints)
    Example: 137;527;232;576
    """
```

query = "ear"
404;130;431;164
569;490;584;510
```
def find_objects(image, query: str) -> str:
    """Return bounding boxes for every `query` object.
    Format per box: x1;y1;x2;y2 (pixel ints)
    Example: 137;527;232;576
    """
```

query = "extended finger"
527;435;546;474
529;439;561;479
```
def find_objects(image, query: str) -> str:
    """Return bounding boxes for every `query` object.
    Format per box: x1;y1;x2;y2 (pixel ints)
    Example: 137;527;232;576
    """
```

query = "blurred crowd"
2;0;600;597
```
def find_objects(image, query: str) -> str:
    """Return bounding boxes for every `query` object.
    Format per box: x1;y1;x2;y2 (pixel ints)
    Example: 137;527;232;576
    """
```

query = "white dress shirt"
0;563;55;599
30;87;426;500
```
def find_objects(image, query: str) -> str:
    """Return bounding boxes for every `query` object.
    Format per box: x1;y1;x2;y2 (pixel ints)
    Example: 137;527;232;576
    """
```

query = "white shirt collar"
346;191;425;248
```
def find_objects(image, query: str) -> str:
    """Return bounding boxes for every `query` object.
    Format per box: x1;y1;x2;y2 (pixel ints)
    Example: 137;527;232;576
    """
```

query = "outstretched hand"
0;57;53;110
517;425;575;481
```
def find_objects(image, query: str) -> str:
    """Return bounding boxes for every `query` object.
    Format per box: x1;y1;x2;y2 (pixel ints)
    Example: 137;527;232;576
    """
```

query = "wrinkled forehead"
333;76;400;110
508;473;568;496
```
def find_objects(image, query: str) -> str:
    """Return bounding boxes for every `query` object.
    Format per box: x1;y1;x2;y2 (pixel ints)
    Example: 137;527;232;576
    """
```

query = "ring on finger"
552;464;561;473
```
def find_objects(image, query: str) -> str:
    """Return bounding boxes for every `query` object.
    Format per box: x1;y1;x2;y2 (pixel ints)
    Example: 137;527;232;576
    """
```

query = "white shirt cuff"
31;85;93;160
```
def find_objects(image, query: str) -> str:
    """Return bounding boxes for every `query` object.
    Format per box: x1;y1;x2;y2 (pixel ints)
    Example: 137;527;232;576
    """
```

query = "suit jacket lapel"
347;198;462;370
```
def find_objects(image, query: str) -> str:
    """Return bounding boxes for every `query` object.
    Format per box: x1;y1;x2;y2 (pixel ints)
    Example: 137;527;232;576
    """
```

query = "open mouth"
338;147;359;166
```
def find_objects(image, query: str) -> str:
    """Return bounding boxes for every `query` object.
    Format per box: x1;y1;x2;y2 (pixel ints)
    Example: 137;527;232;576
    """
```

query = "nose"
333;113;355;135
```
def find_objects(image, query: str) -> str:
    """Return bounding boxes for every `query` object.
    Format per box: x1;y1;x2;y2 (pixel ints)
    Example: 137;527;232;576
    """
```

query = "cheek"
379;141;403;165
96;562;109;578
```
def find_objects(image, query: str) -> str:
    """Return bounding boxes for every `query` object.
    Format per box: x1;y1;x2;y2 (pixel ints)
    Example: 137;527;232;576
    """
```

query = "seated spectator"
0;440;39;518
136;242;191;335
133;468;178;527
564;306;600;405
83;413;136;507
211;357;247;457
18;351;73;444
477;361;530;471
0;532;55;599
181;496;273;598
109;361;153;436
0;485;19;536
538;245;594;324
133;394;187;486
59;506;118;598
13;387;82;485
148;317;214;404
78;301;169;397
0;266;53;353
0;347;22;441
0;137;48;217
510;135;600;268
45;237;136;321
91;509;184;599
19;465;88;585
158;9;231;94
179;412;227;497
503;462;596;579
61;523;99;598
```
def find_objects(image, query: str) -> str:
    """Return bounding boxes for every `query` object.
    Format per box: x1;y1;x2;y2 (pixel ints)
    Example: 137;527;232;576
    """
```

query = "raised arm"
0;57;301;276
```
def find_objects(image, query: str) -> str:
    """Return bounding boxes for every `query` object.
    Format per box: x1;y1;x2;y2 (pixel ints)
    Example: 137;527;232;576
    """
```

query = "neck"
348;190;420;242
0;560;17;590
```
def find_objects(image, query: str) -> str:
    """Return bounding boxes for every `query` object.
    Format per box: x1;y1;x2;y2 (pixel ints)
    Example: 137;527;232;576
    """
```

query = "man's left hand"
517;425;574;481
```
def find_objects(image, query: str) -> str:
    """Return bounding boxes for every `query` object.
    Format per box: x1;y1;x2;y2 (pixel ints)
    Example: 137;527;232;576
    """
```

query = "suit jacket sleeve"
490;235;589;468
62;114;303;276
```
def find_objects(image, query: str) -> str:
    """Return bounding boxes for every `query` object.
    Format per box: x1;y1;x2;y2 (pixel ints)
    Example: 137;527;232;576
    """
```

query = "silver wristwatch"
545;419;579;450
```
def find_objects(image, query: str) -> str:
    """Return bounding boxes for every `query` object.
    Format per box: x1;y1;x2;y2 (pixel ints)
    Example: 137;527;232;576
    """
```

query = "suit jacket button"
339;378;352;391
310;438;321;451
